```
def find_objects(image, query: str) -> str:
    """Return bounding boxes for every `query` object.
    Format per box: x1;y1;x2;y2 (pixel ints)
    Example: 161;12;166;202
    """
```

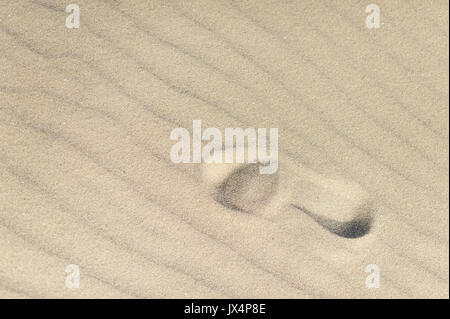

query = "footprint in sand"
201;150;374;239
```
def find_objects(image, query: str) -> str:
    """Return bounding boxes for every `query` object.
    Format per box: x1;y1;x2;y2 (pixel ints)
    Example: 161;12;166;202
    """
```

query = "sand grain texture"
0;0;448;298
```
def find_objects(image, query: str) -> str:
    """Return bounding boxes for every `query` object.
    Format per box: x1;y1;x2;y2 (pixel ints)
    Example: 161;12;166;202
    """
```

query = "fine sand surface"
0;0;448;298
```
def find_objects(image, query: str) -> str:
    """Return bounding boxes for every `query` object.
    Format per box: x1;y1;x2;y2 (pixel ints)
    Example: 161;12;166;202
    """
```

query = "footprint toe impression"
213;163;279;213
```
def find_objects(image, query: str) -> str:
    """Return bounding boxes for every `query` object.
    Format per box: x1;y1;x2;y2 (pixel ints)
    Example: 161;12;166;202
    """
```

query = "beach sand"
0;0;448;298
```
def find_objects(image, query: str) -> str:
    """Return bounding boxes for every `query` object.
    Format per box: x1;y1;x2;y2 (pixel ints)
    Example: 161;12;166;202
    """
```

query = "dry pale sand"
0;0;448;298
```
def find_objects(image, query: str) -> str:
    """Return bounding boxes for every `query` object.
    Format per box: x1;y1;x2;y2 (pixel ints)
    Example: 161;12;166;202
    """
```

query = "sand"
0;0;448;298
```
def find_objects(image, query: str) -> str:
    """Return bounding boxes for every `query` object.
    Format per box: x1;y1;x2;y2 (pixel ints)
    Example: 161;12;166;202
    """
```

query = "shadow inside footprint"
293;204;374;238
213;163;279;213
